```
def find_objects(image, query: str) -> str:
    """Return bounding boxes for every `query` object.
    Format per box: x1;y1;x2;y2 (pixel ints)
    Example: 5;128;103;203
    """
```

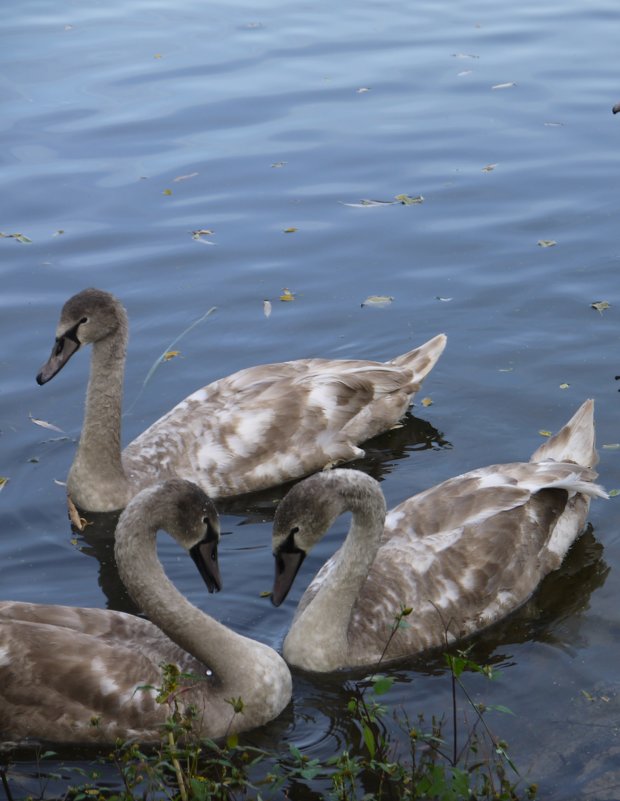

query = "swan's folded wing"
124;358;423;497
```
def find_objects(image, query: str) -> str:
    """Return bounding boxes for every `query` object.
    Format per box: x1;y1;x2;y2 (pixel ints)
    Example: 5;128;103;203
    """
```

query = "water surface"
2;0;620;797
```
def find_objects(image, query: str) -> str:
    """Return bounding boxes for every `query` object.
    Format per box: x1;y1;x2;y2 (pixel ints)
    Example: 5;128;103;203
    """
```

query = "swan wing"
0;602;206;744
123;351;439;498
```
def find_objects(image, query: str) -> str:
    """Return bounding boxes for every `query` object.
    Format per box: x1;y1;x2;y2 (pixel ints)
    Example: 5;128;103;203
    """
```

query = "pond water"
2;0;620;797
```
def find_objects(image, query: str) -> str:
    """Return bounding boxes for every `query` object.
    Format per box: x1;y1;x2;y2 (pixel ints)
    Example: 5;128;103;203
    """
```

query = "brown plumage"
36;288;446;512
271;400;607;672
0;480;291;746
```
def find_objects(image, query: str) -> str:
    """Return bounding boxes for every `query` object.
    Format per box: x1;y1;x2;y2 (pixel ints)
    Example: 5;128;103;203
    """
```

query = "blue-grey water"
2;0;620;797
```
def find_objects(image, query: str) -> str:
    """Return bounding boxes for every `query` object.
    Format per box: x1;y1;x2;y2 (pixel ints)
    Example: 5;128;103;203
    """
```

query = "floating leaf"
421;397;433;407
191;229;216;244
263;299;272;318
280;288;295;302
154;53;164;59
394;193;424;205
0;477;8;492
539;429;552;438
52;229;65;237
29;414;65;433
492;81;516;90
283;227;297;233
361;295;394;308
435;296;453;302
602;443;620;450
356;86;371;93
271;161;287;168
68;495;88;532
0;232;32;244
452;53;479;59
591;300;611;314
482;163;498;172
259;590;272;598
457;69;473;77
173;172;198;182
609;489;620;497
162;350;181;362
340;198;395;208
559;383;570;389
538;239;557;248
162;188;172;196
127;306;217;413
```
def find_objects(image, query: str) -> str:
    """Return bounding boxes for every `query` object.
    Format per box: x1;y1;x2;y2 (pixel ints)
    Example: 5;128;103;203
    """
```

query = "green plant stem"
167;731;188;801
0;768;13;801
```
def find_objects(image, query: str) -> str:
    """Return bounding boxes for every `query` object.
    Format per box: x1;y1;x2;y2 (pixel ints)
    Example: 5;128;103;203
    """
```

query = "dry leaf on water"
280;288;295;302
29;414;65;433
591;301;611;314
361;295;394;308
538;239;557;248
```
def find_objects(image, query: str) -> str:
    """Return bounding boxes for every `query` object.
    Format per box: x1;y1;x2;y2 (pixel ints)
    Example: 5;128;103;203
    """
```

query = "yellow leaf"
361;295;394;308
280;288;295;301
539;429;552;438
421;397;433;407
162;188;172;196
394;194;424;205
0;477;8;492
283;227;297;233
163;350;181;361
559;383;569;389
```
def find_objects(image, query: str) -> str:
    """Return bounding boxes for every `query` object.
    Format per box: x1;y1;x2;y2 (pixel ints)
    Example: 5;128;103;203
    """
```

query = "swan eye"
54;338;63;356
80;316;88;324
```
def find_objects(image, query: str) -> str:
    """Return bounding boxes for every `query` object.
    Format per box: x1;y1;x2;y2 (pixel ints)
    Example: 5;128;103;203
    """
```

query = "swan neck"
115;505;267;695
69;327;130;508
285;476;386;670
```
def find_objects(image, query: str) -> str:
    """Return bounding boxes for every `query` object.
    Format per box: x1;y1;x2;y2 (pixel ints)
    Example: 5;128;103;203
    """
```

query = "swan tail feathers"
388;333;447;380
530;399;598;468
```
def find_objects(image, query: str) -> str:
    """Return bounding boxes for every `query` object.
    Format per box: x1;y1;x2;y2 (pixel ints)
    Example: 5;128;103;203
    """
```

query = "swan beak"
190;536;222;593
271;549;306;607
36;335;81;385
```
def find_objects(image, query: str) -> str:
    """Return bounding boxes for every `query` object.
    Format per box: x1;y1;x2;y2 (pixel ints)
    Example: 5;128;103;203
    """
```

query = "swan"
36;288;446;513
0;479;292;745
271;400;607;672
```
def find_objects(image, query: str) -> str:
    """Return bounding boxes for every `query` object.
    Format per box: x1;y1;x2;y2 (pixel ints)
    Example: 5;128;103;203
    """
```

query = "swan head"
271;469;364;606
119;478;223;593
36;288;128;384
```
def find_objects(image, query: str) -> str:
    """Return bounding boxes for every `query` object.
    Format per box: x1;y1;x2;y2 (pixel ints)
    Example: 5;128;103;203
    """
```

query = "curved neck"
286;474;387;671
114;499;280;702
69;327;130;509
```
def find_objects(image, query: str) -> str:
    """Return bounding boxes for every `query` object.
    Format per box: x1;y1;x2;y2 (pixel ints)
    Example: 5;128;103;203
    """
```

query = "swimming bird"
271;400;607;672
0;479;292;746
36;288;446;512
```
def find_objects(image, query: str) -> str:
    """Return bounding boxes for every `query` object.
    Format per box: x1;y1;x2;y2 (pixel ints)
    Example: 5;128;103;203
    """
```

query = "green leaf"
372;675;395;696
488;704;515;716
362;723;376;758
